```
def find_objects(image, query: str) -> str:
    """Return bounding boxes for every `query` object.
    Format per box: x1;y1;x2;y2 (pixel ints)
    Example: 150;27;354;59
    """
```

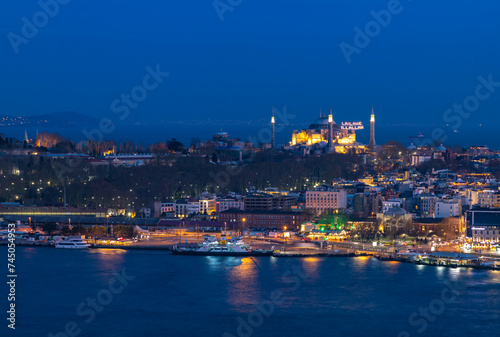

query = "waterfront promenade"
5;234;500;270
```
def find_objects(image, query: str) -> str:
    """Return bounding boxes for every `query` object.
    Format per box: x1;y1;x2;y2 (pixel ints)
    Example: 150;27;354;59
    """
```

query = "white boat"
55;237;90;249
173;239;271;256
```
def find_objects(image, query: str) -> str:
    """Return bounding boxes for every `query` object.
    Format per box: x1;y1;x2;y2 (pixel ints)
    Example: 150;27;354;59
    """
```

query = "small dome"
408;143;416;150
436;144;446;152
385;207;407;216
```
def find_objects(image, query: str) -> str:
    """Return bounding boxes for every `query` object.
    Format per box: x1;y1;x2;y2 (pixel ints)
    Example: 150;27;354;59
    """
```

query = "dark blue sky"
2;0;500;129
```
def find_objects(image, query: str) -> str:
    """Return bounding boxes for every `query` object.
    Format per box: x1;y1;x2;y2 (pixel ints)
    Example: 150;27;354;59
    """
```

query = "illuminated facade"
290;111;366;154
305;189;347;213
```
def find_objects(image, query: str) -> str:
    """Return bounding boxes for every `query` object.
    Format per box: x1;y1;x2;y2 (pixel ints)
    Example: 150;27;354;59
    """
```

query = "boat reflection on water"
205;256;243;271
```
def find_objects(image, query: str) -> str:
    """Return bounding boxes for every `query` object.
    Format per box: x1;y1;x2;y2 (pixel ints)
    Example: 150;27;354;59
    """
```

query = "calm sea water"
2;247;500;337
7;124;499;149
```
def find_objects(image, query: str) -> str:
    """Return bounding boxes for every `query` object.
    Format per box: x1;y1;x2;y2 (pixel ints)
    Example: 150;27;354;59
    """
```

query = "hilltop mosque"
272;108;376;154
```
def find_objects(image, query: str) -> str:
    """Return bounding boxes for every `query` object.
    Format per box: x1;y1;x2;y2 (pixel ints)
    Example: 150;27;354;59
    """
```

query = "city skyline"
2;2;500;337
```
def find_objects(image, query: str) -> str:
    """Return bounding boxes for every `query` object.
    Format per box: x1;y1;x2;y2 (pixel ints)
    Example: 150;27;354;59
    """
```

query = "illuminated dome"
213;130;230;141
309;116;339;130
436;144;446;152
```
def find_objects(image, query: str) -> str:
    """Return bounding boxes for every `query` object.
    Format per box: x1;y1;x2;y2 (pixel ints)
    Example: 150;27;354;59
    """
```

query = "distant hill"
0;111;101;127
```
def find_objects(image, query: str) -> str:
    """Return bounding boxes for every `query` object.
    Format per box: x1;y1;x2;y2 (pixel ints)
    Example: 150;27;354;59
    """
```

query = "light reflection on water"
352;255;370;268
301;257;321;279
11;247;500;337
20;246;38;259
383;260;401;275
436;266;446;279
226;257;261;311
448;267;461;281
88;249;128;282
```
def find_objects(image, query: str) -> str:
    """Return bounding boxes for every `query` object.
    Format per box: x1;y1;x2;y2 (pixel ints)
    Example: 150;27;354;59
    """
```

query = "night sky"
2;0;500;130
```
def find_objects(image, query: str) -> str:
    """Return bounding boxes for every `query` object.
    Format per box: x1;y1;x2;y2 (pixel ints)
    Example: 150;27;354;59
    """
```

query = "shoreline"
4;242;500;272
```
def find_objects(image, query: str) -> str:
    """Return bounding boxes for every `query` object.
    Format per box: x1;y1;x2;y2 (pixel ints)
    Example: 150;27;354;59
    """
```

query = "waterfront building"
174;197;216;217
305;187;347;214
414;217;463;238
243;192;297;212
0;206;106;218
218;209;306;230
216;198;245;213
477;190;500;208
160;202;175;214
139;207;151;218
416;194;437;218
435;199;461;218
376;208;413;234
365;192;383;217
353;193;365;214
467;209;500;244
199;197;216;214
382;199;404;214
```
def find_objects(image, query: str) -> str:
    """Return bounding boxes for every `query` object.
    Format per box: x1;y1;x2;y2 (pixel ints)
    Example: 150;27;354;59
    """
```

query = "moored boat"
55;237;90;249
172;237;271;256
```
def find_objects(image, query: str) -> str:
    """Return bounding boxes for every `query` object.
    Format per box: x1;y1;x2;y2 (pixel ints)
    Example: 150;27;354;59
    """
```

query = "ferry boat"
172;237;272;256
55;237;90;249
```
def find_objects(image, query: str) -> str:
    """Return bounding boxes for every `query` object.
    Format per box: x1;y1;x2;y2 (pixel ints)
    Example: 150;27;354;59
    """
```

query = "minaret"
328;107;334;153
271;107;275;148
369;107;376;150
24;129;29;142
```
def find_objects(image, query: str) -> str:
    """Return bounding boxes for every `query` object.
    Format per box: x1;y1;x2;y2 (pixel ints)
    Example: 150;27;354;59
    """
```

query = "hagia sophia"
273;108;376;155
